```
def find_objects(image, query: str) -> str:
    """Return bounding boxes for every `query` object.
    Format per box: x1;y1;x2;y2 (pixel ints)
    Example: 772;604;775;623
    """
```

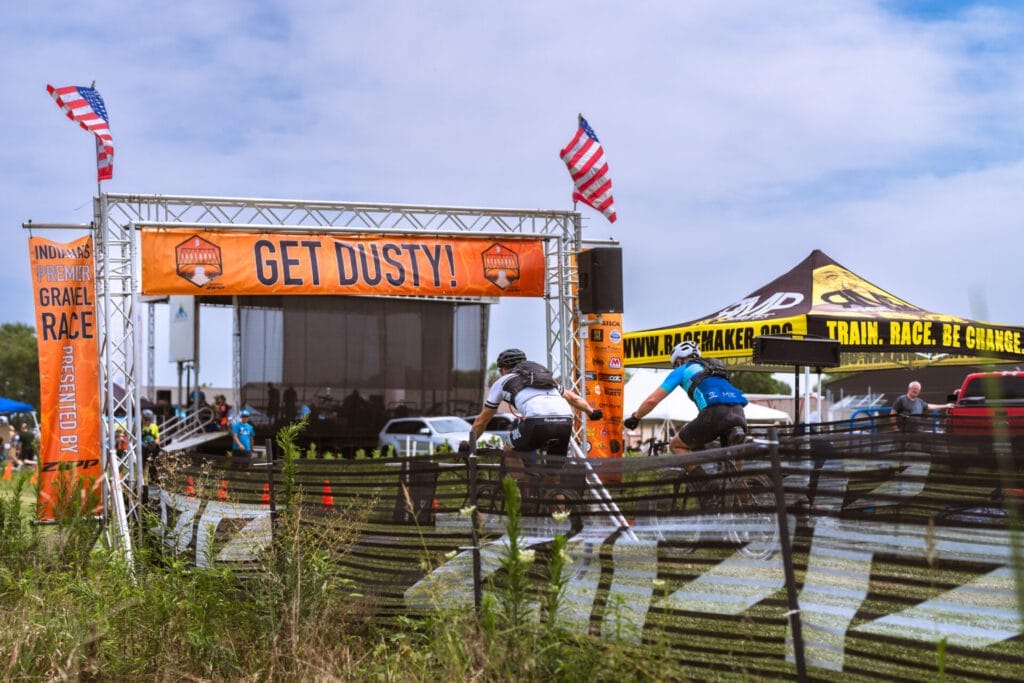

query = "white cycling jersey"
484;373;572;419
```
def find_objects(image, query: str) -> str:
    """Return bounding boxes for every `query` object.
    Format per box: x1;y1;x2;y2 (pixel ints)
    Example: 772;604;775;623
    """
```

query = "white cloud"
4;1;1024;385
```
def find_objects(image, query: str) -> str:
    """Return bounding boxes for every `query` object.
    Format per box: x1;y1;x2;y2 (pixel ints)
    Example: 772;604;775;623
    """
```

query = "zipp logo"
42;459;100;472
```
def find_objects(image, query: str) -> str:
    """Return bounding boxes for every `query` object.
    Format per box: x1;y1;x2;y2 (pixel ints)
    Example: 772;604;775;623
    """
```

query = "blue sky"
4;1;1024;387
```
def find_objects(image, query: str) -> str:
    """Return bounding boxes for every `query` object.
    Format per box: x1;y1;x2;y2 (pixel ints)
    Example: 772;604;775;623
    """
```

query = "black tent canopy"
624;250;1024;373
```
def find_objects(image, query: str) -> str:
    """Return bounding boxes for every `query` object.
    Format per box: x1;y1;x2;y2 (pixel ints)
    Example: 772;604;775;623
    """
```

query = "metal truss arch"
96;193;585;537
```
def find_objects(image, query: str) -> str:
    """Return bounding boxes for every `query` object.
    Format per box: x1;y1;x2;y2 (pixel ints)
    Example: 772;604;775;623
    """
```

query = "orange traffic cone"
217;479;229;501
261;482;271;507
321;480;334;508
1;460;12;481
185;476;196;497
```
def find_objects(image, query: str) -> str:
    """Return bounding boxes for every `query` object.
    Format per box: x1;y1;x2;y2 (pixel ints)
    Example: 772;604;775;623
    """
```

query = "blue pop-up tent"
0;397;33;414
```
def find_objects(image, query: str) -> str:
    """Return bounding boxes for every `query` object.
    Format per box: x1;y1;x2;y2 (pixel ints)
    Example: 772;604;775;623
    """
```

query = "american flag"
559;115;616;223
46;84;114;181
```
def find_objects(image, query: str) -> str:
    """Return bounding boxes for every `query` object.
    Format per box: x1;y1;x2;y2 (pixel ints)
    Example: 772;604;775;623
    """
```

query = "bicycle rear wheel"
725;472;778;560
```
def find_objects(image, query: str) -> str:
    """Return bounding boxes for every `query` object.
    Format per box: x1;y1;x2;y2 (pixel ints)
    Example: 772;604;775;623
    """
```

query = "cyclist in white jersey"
470;348;601;456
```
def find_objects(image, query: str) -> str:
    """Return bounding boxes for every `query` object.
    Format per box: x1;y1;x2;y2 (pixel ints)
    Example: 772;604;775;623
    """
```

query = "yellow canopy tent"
624;250;1024;373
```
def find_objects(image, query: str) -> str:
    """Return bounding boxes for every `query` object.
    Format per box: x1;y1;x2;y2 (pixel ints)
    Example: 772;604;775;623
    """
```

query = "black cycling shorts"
510;416;573;455
678;404;747;449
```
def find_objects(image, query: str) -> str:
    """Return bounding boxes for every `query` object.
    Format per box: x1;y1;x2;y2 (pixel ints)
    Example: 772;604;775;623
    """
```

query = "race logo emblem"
481;243;521;290
608;356;622;369
176;235;223;288
609;330;621;343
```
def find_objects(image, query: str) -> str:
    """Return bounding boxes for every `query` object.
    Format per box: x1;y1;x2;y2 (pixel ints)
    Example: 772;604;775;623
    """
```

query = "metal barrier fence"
148;422;1024;680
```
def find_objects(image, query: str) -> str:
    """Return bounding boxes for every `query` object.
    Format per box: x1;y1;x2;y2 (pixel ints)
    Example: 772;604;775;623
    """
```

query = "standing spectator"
266;383;280;423
140;409;162;482
282;386;297;423
891;381;951;433
141;409;160;446
17;422;37;467
231;409;256;458
214;395;232;431
7;426;22;468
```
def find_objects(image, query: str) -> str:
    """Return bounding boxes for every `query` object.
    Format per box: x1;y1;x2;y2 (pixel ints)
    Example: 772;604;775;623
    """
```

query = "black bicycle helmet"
496;348;527;369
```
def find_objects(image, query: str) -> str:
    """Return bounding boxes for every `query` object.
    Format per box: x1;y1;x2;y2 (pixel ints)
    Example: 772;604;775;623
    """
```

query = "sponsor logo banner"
140;229;546;298
815;317;1024;358
28;235;102;520
624;316;807;365
583;313;624;460
625;313;1024;367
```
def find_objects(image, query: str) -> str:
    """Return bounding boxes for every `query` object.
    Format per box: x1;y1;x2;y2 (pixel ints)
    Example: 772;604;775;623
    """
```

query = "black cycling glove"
589;409;603;421
623;414;640;430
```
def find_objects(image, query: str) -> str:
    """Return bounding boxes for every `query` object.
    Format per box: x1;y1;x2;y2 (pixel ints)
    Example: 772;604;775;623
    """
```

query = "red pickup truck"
946;371;1024;437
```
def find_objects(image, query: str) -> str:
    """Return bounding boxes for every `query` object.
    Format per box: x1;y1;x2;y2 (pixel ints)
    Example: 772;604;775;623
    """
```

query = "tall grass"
0;429;684;681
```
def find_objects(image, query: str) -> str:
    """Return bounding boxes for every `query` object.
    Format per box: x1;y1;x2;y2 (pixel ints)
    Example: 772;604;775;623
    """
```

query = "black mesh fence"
150;418;1024;680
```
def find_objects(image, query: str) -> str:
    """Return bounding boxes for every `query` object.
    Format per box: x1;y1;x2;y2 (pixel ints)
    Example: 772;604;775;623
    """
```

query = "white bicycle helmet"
670;341;700;365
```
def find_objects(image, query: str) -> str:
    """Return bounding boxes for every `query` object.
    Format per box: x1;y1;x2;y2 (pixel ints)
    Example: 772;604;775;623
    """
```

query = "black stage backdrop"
234;295;488;442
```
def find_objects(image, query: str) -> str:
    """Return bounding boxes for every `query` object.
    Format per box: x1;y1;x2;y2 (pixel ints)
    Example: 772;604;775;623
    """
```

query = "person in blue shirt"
624;341;747;470
231;409;256;457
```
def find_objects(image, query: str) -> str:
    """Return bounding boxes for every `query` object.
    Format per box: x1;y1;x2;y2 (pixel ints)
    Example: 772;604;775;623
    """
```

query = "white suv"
378;416;473;455
465;413;519;448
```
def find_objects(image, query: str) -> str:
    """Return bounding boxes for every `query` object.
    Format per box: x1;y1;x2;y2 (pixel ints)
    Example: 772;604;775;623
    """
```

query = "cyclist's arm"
561;387;597;417
472;378;508;437
470;406;496;439
631;387;670;421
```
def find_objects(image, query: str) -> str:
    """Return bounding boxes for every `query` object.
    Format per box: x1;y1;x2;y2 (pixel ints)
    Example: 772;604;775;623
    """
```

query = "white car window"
429;418;472;433
387;420;424;435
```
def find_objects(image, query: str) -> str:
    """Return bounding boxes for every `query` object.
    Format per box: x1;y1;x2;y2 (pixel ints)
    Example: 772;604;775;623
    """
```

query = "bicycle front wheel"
635;469;700;550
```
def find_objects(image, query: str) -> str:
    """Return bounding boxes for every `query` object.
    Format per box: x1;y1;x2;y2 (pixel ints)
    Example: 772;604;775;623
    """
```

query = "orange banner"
139;229;547;297
583;313;625;461
29;235;103;521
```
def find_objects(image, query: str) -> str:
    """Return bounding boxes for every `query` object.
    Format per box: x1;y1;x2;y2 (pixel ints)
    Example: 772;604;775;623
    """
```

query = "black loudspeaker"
752;335;841;369
578;247;623;314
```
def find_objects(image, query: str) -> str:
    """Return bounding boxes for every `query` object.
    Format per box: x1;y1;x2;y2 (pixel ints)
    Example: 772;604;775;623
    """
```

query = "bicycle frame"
568;440;638;541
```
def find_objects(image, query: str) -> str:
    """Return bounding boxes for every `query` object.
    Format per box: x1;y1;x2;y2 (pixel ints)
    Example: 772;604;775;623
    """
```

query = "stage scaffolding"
95;193;587;551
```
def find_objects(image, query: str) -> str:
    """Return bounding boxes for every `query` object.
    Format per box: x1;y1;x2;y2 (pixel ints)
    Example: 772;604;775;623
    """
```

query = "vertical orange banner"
583;313;625;460
28;235;102;521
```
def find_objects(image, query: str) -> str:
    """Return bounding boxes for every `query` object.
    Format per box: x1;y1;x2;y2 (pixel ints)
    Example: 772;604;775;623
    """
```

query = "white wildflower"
551;511;570;523
652;578;666;588
520;549;537;564
445;550;458;560
459;505;477;517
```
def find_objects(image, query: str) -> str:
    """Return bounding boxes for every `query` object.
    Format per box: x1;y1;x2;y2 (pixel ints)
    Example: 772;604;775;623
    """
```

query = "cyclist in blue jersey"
624;341;746;469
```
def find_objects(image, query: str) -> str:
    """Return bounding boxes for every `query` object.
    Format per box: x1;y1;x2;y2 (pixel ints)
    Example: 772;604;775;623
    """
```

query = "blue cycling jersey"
658;360;748;410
